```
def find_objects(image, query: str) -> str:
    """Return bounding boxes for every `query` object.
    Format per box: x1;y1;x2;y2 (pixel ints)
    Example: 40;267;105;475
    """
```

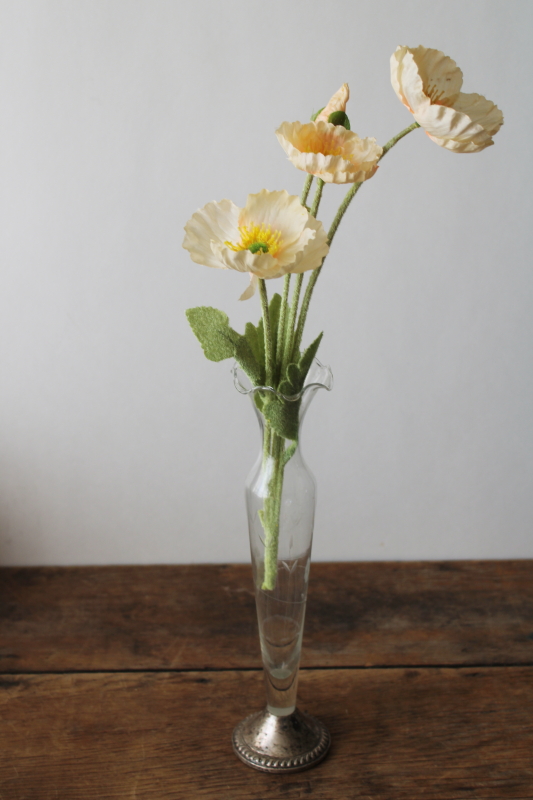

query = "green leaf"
244;322;263;369
186;305;263;386
282;440;298;465
263;396;300;441
256;317;266;375
298;332;323;383
234;337;264;386
278;362;300;397
185;307;237;362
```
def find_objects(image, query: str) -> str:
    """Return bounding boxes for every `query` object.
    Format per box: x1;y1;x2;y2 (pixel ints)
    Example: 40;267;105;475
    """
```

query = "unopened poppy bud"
327;111;351;130
315;84;350;123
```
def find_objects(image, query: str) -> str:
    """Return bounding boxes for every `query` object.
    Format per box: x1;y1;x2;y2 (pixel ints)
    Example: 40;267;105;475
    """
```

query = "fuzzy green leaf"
234;337;264;386
263;396;300;441
186;305;263;386
282;441;298;465
185;307;237;362
299;332;323;383
244;322;263;369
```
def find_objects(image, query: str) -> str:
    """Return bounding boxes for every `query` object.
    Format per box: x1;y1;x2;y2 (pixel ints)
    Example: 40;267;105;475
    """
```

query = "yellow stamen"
225;223;283;257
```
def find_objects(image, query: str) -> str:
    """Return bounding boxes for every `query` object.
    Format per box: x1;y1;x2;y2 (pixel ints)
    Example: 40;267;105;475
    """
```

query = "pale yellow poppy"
391;46;503;153
183;190;329;300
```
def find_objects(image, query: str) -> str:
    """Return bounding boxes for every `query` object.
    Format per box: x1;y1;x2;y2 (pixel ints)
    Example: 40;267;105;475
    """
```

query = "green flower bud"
327;111;351;130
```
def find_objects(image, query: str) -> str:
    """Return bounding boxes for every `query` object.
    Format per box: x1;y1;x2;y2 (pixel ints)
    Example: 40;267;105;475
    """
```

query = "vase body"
232;359;332;772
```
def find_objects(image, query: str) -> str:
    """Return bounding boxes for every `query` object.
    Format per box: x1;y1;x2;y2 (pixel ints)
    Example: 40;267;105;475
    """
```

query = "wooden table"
0;561;532;798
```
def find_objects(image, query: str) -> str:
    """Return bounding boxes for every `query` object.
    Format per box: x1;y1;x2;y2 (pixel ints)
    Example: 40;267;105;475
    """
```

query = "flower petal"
424;132;494;153
183;199;240;269
391;46;428;113
452;92;503;137
410;46;463;105
211;240;279;276
240;189;307;244
289;215;329;274
239;273;259;301
414;102;487;142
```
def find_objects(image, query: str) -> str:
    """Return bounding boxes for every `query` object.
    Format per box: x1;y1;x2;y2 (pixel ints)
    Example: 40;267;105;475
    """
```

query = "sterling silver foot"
232;708;331;773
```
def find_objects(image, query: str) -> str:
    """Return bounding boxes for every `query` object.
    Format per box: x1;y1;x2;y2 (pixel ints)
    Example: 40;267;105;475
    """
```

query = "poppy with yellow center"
225;224;283;257
182;189;329;300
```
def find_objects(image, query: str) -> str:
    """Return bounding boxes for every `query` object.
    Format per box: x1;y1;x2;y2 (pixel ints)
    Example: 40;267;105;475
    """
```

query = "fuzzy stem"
261;432;284;590
300;173;314;208
379;120;420;161
276;274;291;369
259;279;273;387
309;178;324;218
292;122;421;353
282;273;303;372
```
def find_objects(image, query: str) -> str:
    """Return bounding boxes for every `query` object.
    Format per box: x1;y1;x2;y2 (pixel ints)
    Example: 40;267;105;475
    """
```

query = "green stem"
261;431;284;590
275;274;291;380
282;273;303;372
259;279;273;386
292;122;421;353
379;120;420;161
309;178;324;218
300;173;314;208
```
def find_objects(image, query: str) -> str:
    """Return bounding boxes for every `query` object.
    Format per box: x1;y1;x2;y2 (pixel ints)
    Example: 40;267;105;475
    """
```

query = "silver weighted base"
232;707;331;773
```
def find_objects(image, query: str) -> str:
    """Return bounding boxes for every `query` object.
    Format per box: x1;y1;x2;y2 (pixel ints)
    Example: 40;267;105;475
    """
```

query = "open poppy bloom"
276;120;382;184
183;189;329;300
391;45;503;152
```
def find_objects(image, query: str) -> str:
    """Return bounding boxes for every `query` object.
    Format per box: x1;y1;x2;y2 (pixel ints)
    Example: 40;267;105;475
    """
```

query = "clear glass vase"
232;358;333;773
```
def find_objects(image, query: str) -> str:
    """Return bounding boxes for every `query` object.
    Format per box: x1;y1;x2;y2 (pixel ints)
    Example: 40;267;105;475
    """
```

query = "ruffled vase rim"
232;358;333;402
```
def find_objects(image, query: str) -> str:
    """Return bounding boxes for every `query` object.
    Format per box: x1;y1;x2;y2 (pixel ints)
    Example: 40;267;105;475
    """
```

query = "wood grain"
1;561;532;671
0;667;531;799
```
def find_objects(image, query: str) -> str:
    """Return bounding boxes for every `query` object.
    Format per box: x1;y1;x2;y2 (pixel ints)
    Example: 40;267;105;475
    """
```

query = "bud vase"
232;358;333;773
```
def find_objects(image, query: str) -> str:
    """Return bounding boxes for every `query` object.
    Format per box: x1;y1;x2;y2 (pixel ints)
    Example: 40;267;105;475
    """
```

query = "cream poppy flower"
276;120;382;184
183;189;329;300
391;46;503;153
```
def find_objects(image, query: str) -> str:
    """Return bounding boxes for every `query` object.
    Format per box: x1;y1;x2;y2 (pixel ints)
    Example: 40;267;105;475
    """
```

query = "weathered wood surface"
1;561;532;671
0;667;532;799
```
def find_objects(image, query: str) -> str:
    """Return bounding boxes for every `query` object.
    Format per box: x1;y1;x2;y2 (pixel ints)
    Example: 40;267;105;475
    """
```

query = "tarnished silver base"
232;708;331;773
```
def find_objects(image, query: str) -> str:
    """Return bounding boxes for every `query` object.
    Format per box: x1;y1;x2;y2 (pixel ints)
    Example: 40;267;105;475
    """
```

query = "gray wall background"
0;0;531;565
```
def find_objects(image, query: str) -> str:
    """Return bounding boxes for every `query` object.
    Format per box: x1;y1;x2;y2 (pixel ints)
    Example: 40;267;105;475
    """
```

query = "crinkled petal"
391;46;428;113
424;132;494;153
409;46;462;105
414;102;487;142
211;241;280;276
275;224;315;267
240;189;307;244
391;46;462;113
289;215;329;274
239;273;259;301
183;199;240;269
453;92;503;137
391;45;502;154
276;121;381;184
316;83;349;123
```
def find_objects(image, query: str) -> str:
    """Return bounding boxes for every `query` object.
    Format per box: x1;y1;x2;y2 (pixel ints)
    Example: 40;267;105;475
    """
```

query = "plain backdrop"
0;0;531;566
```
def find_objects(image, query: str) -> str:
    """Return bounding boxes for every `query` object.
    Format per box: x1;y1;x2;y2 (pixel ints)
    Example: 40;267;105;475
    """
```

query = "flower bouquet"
183;47;502;772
